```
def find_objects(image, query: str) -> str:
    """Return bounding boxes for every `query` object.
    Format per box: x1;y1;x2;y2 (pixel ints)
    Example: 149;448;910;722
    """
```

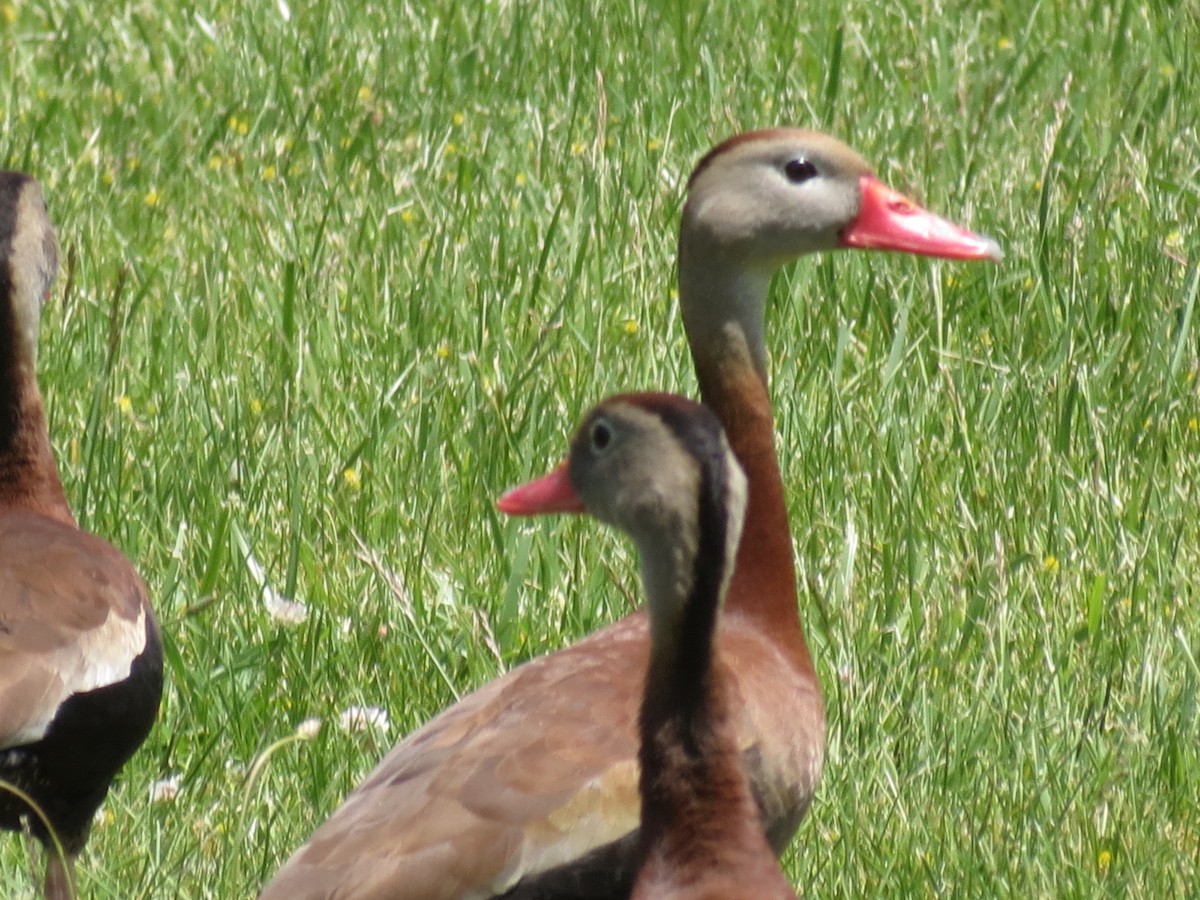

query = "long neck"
636;493;765;872
0;297;72;523
678;232;813;675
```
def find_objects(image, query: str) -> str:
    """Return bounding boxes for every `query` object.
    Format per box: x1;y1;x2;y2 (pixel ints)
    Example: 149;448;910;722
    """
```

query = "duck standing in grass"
0;172;163;900
499;393;796;899
261;130;999;899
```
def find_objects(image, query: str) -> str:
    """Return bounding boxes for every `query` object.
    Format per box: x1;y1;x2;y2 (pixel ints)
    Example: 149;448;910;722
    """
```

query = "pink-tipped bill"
496;463;586;516
841;176;1003;262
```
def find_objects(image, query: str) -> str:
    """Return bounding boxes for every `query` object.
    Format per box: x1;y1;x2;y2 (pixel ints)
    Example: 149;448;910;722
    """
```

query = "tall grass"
2;0;1196;896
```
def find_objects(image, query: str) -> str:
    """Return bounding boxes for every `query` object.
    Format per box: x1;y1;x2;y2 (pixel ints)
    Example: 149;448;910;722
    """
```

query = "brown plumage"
499;393;795;899
0;172;163;900
260;129;1000;900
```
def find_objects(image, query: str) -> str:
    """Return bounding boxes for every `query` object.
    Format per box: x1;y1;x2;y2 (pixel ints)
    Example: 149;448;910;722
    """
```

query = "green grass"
2;0;1198;896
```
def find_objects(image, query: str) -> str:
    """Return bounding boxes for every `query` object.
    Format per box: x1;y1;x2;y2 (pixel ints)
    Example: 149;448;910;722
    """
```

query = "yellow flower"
1165;230;1183;249
622;318;638;335
143;190;160;208
208;155;223;171
515;172;526;187
117;395;133;415
1042;554;1059;575
436;341;450;359
1;5;16;25
358;85;372;102
445;142;458;156
343;467;362;491
262;165;277;181
1188;417;1198;432
570;142;586;156
1098;849;1112;874
1159;64;1175;78
452;112;465;126
998;37;1013;50
646;138;662;151
400;209;416;224
250;398;263;415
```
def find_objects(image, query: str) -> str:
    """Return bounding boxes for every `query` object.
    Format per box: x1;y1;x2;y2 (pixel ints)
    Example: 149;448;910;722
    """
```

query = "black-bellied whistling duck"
260;129;1000;900
0;172;163;899
498;393;796;900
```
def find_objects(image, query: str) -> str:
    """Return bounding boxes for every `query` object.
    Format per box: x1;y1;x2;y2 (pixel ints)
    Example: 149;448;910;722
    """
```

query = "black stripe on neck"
640;398;731;745
0;175;26;454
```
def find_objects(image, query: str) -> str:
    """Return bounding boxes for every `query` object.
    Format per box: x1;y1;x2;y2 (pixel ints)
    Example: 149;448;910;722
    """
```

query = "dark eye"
784;158;818;184
590;419;612;452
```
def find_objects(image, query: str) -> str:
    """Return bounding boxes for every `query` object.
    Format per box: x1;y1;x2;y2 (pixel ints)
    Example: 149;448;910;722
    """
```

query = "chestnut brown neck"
0;297;72;524
636;480;772;887
637;666;777;892
679;237;815;678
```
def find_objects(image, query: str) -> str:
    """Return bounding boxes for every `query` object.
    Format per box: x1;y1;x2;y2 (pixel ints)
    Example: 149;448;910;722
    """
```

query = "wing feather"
261;611;822;899
0;510;149;746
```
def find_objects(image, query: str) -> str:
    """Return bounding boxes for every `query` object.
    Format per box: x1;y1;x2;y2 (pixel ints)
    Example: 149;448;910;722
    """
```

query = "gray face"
565;399;748;631
682;130;874;264
569;402;704;548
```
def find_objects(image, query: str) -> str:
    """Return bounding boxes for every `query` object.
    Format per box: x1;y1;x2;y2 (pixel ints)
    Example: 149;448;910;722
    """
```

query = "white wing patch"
489;758;641;896
3;604;147;747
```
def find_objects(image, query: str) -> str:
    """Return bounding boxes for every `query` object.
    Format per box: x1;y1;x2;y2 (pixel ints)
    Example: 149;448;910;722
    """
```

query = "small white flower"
263;587;309;625
431;569;459;609
237;529;309;625
296;718;322;740
149;775;182;804
339;706;390;734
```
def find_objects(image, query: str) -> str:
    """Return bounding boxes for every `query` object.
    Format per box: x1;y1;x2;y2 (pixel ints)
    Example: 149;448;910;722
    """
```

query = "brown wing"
261;612;824;900
262;615;648;900
0;509;151;746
